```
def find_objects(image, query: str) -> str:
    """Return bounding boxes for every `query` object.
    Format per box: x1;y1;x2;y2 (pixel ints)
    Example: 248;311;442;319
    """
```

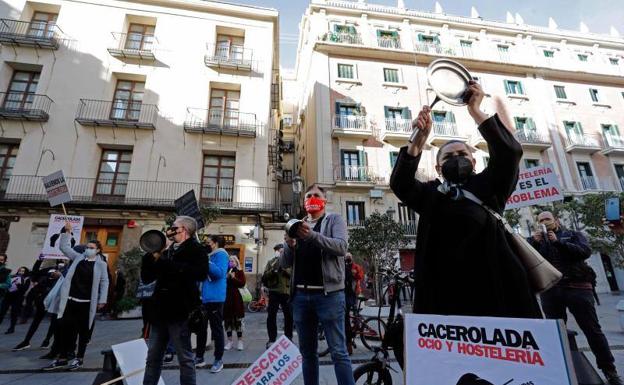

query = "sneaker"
42;359;68;371
265;341;275;350
195;357;208;368
605;370;624;385
210;359;224;373
237;340;244;351
67;358;83;371
163;353;174;365
12;341;31;351
224;340;233;351
39;352;56;360
40;340;50;349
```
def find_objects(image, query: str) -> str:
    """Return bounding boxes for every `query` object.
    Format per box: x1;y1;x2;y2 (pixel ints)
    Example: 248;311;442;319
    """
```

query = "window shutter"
333;24;339;33
434;35;440;44
417;33;423;42
358;150;367;166
447;111;456;123
527;118;536;130
376;30;382;38
392;31;399;38
615;125;621;136
348;26;356;34
504;80;510;94
384;106;390;118
513;117;521;129
402;108;411;120
517;82;524;95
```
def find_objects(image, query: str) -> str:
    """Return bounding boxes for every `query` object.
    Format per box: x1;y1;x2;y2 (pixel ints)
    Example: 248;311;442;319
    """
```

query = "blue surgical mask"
84;249;97;258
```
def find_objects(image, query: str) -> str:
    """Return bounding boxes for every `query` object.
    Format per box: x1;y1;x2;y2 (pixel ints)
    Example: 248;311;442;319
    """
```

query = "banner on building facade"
41;214;84;259
506;164;563;210
174;190;205;229
405;313;577;385
232;335;302;385
41;170;72;207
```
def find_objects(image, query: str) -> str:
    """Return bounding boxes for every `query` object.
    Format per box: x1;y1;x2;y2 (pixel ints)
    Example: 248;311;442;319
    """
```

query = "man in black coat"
390;81;540;319
141;216;208;385
529;211;622;385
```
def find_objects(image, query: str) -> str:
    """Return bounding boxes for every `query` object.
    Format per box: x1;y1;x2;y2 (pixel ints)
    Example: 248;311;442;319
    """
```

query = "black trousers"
59;301;91;360
23;297;50;344
0;292;24;330
267;292;293;342
541;287;615;372
195;302;224;361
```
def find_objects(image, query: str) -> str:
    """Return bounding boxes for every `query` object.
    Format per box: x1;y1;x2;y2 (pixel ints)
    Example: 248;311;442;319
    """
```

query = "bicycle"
353;268;413;385
247;288;269;312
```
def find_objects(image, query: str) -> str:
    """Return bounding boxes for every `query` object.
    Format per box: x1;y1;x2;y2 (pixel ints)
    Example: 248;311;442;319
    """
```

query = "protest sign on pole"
405;313;577;385
506;163;563;210
174;190;205;229
41;214;84;259
231;335;302;385
41;170;72;213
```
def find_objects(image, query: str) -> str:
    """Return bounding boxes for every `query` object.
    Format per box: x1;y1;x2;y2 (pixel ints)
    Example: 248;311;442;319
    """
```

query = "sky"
227;0;624;69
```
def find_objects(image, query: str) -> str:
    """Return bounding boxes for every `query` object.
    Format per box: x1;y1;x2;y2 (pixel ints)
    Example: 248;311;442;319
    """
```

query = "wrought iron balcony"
0;18;62;49
564;134;601;154
602;135;624;156
184;108;259;137
75;99;158;129
204;43;253;71
107;32;156;60
381;118;412;142
429;121;466;146
0;92;52;122
414;42;455;56
578;176;599;191
332;115;371;138
377;37;401;49
0;175;278;211
514;130;552;151
333;165;381;185
401;220;418;237
320;32;363;45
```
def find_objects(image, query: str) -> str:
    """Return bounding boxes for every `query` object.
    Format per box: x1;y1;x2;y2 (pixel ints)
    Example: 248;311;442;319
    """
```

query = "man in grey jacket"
281;184;354;385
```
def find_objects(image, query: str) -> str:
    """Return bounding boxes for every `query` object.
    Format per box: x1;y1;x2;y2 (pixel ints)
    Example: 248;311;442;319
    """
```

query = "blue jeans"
143;320;195;385
292;290;355;385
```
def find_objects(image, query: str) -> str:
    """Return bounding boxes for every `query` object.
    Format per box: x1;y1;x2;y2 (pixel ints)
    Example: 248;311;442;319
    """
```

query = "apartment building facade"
0;0;284;285
288;0;624;288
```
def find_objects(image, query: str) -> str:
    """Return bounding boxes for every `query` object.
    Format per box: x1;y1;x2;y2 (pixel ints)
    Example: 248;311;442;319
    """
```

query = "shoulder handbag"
462;190;562;293
238;286;252;303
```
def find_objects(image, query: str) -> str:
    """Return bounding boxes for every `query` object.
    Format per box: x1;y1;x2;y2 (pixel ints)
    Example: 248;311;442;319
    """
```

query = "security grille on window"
346;201;365;226
383;68;400;83
337;64;354;79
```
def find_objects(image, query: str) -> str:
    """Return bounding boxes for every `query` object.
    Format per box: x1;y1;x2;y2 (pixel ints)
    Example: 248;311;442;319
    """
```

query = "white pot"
118;306;142;319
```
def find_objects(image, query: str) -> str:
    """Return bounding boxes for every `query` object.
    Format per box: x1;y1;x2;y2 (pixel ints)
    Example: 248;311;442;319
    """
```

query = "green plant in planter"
115;247;143;313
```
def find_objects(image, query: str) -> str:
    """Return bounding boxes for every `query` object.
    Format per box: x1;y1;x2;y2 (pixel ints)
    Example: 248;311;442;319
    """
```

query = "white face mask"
84;249;97;258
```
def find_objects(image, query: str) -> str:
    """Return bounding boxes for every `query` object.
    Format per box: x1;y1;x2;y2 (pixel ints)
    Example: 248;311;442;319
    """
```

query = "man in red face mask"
280;184;354;385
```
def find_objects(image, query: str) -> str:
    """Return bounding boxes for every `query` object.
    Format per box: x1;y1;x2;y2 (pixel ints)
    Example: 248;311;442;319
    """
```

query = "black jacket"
527;228;593;286
141;237;208;323
390;114;541;319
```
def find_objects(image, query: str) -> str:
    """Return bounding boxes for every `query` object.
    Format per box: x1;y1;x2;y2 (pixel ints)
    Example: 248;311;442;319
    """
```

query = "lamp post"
292;176;304;218
385;207;396;220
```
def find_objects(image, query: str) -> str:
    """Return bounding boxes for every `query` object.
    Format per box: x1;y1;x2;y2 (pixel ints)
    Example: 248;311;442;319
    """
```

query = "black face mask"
441;156;474;184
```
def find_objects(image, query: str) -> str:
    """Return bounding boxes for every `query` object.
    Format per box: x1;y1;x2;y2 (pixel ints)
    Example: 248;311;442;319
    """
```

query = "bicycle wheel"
353;362;393;385
247;301;260;313
360;317;387;351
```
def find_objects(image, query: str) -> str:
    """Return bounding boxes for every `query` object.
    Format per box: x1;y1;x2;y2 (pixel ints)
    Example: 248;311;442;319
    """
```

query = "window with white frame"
383;68;400;83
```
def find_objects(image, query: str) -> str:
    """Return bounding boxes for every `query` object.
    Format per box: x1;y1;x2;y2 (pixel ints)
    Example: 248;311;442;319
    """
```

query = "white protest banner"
506;163;563;210
41;214;84;259
405;313;577;385
111;339;164;385
41;170;72;207
232;335;302;385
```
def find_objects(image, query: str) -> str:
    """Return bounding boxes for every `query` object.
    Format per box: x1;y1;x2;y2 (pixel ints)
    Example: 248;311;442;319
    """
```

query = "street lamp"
292;176;304;194
386;207;396;220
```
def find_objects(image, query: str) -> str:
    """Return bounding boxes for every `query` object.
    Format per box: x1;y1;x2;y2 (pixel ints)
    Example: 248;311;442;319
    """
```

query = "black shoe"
5;327;14;334
605;370;624;385
67;358;83;371
40;340;50;349
42;359;68;371
39;352;56;360
12;341;31;351
163;353;174;365
265;341;275;350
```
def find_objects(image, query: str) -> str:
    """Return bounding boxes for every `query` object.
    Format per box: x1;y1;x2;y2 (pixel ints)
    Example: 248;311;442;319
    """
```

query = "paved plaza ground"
1;293;624;384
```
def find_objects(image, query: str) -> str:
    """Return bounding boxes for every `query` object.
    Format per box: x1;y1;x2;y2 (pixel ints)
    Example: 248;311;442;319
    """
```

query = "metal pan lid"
426;59;473;106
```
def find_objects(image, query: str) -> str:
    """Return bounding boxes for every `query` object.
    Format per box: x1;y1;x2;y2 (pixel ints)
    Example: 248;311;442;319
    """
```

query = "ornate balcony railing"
0;18;62;49
514;130;551;145
0;175;278;211
107;32;157;60
75;99;158;129
401;220;418;236
204;43;253;70
320;32;363;45
432;121;459;137
184;108;259;137
414;42;455;56
604;135;624;149
377;37;401;49
333;115;367;130
0;92;52;121
334;166;380;183
578;176;598;191
564;134;601;148
385;118;412;133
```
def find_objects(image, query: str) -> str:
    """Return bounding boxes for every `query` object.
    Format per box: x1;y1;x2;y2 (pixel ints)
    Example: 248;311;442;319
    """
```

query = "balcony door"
3;71;39;110
27;12;57;38
201;154;235;203
576;162;596;190
602;124;621;146
95;150;132;197
336;103;361;129
341;150;361;181
615;164;624;190
125;24;155;51
564;121;584;143
209;89;240;129
385;107;410;131
0;143;19;193
215;34;244;62
111;80;144;121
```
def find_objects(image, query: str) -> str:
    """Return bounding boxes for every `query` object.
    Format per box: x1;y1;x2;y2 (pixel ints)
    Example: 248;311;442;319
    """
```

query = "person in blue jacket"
195;235;228;373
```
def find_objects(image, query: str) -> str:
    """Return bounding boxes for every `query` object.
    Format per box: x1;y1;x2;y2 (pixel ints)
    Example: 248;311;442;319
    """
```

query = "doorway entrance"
81;226;123;274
